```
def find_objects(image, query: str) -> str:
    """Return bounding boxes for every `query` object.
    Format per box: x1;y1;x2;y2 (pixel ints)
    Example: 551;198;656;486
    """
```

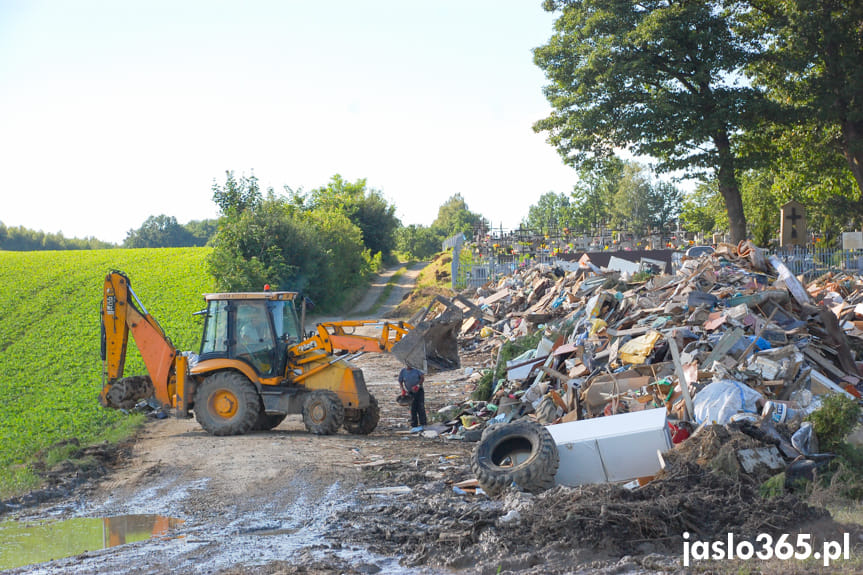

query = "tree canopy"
533;0;774;243
207;172;384;310
524;160;681;238
432;194;488;240
521;192;577;234
300;175;400;259
0;221;112;251
743;0;863;195
122;215;214;248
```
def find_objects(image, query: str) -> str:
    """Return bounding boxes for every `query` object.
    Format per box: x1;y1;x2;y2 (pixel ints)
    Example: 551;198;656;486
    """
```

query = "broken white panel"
555;260;583;273
809;370;855;399
606;256;641;275
737;447;785;474
546;408;672;486
641;257;667;273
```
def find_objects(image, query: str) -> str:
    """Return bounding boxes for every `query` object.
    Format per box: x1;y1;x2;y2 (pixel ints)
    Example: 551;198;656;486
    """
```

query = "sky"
0;1;579;244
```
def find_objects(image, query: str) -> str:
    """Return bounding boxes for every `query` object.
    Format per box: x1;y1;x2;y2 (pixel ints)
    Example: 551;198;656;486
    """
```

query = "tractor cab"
199;291;303;376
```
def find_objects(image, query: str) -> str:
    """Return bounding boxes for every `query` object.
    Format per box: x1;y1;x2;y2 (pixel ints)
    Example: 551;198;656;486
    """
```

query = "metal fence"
452;245;863;290
770;246;863;278
453;254;558;290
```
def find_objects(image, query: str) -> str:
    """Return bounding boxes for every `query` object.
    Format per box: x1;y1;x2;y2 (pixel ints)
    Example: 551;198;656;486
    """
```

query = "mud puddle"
3;475;449;575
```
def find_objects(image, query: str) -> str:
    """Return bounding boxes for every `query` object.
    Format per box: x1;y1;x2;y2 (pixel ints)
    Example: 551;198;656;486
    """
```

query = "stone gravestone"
780;200;807;247
843;231;863;250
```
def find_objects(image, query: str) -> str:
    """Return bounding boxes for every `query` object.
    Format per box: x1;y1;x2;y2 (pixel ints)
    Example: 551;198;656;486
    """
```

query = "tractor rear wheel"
194;371;260;436
344;395;380;435
302;390;344;435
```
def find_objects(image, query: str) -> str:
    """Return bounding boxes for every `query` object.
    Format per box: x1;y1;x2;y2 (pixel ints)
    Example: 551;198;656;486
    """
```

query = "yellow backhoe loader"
99;271;462;436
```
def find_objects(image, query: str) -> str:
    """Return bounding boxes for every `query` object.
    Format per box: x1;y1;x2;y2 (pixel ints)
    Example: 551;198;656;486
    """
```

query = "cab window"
200;300;229;355
235;301;274;373
268;300;302;342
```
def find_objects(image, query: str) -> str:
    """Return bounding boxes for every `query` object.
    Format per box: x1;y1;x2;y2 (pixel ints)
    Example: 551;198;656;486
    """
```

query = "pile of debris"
341;421;847;574
423;244;863;486
337;245;863;572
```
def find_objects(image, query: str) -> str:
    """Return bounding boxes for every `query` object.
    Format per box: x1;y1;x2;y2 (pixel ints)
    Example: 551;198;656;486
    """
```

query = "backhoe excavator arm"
313;320;413;354
100;271;188;411
288;294;464;371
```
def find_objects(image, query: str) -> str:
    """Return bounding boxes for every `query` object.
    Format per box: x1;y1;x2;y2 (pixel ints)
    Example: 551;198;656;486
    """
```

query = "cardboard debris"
431;244;863;496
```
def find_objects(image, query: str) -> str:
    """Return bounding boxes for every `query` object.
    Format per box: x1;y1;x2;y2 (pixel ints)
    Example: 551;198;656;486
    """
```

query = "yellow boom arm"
99;271;188;411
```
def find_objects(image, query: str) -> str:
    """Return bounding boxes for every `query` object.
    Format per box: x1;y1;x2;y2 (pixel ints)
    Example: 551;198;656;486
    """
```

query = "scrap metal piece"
392;302;463;370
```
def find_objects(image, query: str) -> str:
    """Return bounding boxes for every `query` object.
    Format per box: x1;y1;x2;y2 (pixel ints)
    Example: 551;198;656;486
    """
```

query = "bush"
472;330;546;401
806;393;860;452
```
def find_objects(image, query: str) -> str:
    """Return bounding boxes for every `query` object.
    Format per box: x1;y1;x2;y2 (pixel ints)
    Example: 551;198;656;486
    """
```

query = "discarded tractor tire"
344;395;380;435
302;390;345;435
194;371;261;436
471;419;559;497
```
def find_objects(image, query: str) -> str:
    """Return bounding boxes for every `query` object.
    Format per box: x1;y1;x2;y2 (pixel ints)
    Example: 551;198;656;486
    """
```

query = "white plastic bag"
693;379;763;425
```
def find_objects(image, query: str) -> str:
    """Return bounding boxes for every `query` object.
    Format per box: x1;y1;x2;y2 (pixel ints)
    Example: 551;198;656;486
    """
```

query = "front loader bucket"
391;306;462;371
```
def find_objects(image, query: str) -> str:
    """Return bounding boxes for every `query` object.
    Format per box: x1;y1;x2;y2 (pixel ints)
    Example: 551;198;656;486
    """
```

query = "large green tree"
571;159;621;233
123;215;196;248
608;163;653;235
207;172;377;310
303;175;399;259
431;194;488;239
648;180;683;236
743;0;863;197
522;192;578;234
680;181;726;236
396;224;442;260
533;0;773;243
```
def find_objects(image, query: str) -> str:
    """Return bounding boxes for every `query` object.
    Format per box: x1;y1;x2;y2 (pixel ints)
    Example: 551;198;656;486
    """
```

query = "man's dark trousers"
411;387;427;427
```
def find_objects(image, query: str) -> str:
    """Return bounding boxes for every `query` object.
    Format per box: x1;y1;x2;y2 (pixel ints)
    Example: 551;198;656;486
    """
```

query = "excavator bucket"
391;296;463;371
101;375;155;410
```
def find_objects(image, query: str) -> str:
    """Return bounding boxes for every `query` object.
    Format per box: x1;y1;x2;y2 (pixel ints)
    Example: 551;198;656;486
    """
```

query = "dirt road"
4;352;486;575
346;262;427;318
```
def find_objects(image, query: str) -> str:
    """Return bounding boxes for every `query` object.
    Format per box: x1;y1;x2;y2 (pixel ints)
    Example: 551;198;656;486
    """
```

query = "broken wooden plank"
539;365;571;383
667;337;694;422
804;348;848;380
768;254;811;306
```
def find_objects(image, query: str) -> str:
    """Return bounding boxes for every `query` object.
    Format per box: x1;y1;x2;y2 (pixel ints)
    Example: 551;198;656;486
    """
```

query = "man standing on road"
398;363;427;433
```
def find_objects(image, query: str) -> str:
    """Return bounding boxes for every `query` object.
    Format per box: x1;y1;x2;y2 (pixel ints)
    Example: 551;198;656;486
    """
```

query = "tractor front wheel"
302;390;344;435
344;395;380;435
194;371;260;436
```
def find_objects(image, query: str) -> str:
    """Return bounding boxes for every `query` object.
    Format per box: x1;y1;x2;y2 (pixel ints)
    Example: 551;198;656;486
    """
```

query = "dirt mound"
385;286;455;319
1;438;132;515
336;424;849;573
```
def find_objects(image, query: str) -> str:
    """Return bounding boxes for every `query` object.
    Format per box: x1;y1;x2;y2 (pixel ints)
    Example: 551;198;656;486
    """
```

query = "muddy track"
4;353;480;574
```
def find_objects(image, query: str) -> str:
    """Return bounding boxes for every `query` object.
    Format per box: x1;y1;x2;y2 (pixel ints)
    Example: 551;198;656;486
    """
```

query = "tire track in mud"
4;354;474;574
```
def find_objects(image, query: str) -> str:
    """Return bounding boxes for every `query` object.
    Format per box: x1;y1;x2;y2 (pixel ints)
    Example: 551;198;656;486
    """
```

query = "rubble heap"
435;242;863;441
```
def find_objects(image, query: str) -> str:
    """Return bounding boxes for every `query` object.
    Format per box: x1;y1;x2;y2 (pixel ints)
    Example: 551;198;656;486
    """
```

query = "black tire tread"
302;390;345;435
194;371;260;436
470;419;559;497
344;395;380;435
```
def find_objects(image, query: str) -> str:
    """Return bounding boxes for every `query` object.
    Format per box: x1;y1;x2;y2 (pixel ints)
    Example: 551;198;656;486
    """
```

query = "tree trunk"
843;118;863;197
714;131;747;244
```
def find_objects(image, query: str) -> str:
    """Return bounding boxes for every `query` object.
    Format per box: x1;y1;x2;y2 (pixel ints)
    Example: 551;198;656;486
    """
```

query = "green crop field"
0;248;214;496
